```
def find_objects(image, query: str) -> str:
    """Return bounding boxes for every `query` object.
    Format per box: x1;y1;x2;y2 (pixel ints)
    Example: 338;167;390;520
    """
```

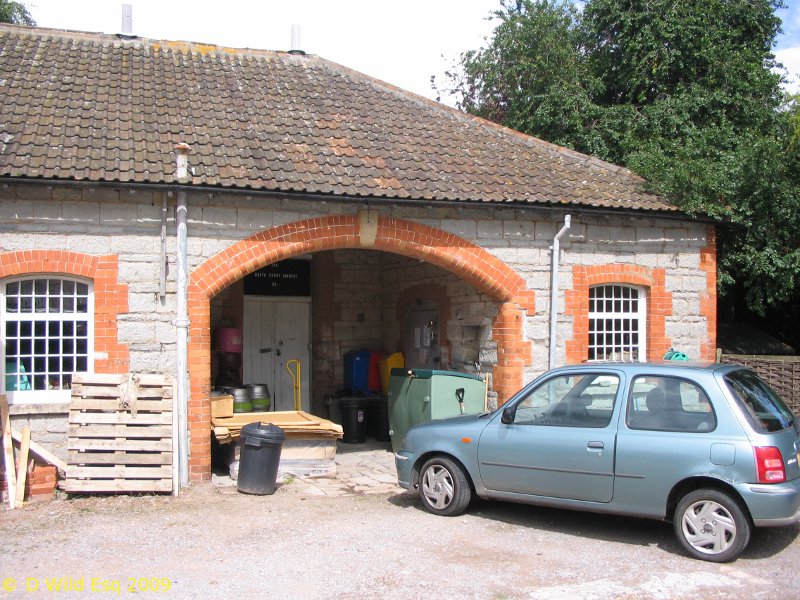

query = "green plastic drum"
388;368;486;452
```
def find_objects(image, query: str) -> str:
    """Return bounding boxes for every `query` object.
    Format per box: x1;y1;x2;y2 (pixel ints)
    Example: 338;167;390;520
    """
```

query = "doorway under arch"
186;212;536;480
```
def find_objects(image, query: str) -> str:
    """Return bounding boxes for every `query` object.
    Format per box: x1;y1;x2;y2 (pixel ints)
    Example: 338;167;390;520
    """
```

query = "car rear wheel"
674;489;751;562
418;456;471;516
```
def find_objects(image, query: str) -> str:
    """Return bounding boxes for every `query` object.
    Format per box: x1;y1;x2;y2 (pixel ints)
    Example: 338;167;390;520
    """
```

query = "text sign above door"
244;260;311;296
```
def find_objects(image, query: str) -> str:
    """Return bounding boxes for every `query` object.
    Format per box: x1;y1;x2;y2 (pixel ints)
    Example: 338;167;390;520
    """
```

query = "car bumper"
737;478;800;527
395;452;414;490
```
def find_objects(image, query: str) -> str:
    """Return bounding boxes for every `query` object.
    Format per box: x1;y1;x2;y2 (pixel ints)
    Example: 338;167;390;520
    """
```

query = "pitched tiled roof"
0;24;677;212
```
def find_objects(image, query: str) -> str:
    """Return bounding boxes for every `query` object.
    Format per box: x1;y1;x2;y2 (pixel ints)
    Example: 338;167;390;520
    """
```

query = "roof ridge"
0;22;297;59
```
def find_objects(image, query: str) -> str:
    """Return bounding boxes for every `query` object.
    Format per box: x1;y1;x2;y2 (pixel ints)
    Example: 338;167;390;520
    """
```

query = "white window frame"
588;284;646;362
1;276;95;405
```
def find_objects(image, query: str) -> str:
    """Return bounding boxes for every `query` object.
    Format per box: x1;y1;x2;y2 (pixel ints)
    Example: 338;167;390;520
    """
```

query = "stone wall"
0;182;715;468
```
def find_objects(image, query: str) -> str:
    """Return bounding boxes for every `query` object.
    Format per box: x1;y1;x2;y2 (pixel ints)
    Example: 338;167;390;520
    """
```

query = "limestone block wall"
0;182;715;382
0;182;715;466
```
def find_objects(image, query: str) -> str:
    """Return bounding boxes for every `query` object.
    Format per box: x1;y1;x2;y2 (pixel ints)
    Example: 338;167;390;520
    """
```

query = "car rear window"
724;370;796;433
627;376;716;432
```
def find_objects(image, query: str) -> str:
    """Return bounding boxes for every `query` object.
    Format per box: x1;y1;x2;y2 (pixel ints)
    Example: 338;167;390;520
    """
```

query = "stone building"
0;24;715;482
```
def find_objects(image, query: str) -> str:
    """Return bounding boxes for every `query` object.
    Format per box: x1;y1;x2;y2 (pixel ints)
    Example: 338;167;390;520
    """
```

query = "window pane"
3;277;93;396
725;370;794;433
588;284;645;362
514;373;619;428
627;376;716;432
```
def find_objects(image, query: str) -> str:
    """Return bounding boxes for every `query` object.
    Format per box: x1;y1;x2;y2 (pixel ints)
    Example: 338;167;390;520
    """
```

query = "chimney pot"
289;24;305;55
121;4;133;35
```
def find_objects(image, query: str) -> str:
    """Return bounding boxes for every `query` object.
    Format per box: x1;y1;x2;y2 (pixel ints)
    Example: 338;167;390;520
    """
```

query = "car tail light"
754;446;786;483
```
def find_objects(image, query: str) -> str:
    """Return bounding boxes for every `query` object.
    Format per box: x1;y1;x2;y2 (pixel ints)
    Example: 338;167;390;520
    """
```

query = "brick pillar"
492;302;531;404
187;288;212;481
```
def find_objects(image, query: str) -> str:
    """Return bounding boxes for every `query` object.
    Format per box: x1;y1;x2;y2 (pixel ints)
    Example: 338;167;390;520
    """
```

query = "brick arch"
0;250;130;373
186;214;536;481
564;264;672;364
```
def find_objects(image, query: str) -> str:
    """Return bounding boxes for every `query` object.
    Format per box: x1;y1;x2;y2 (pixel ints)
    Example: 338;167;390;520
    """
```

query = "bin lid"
241;422;286;442
340;396;371;407
389;368;483;381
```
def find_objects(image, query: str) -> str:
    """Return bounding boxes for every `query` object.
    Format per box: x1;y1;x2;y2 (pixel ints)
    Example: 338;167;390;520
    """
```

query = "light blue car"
395;363;800;562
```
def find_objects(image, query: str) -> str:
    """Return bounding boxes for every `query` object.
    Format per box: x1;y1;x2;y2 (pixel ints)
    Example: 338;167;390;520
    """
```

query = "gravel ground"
2;481;800;599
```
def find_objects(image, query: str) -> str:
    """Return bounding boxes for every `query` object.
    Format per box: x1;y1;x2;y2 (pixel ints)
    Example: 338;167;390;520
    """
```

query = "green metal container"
388;368;486;452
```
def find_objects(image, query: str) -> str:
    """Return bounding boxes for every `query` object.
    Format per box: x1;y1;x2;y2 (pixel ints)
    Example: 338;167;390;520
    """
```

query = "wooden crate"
211;394;233;419
65;373;174;494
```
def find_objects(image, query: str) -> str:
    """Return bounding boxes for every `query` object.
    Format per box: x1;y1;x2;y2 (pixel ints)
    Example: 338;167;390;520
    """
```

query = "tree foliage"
0;0;34;25
439;0;800;335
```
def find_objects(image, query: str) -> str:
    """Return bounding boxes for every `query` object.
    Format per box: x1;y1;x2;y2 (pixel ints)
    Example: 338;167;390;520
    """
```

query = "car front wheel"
418;456;472;516
674;488;751;562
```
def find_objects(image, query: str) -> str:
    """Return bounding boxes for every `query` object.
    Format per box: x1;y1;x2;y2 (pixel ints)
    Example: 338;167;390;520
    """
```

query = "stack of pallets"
65;373;174;494
212;410;343;444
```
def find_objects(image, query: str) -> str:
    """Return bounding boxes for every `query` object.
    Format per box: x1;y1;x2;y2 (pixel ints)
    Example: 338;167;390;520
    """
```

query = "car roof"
553;361;748;376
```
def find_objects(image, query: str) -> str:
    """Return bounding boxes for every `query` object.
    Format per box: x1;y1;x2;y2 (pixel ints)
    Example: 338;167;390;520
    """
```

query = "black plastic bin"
237;422;286;495
340;396;370;443
369;395;390;441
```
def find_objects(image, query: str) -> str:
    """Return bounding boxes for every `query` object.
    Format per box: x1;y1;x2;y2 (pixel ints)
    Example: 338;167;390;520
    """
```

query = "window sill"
8;402;70;416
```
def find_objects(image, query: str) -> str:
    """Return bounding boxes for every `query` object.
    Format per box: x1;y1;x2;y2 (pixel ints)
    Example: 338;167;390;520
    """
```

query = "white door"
243;297;311;412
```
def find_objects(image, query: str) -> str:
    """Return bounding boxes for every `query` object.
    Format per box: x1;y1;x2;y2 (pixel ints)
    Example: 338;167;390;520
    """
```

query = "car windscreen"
724;369;796;433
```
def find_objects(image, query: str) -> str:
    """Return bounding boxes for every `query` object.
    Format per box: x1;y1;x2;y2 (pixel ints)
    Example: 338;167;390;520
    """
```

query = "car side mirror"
501;405;515;425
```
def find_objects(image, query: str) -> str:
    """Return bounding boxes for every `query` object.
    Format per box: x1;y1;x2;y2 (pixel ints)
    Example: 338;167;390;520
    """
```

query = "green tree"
438;1;611;155
439;0;800;334
0;0;34;25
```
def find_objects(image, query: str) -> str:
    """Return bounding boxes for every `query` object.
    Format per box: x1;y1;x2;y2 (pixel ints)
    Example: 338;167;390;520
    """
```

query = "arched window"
588;285;646;362
2;277;94;403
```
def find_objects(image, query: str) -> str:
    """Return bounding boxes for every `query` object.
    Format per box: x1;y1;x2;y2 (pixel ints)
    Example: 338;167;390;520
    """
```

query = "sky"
23;0;800;100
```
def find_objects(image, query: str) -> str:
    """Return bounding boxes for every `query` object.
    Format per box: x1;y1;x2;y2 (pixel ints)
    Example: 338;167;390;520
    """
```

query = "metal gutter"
173;144;191;490
549;215;572;370
0;177;717;223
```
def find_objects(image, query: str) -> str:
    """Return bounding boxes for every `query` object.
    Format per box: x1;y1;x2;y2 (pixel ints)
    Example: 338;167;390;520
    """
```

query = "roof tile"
0;24;676;213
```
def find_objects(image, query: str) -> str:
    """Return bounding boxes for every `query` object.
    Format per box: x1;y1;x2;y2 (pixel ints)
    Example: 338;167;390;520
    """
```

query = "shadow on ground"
389;491;800;561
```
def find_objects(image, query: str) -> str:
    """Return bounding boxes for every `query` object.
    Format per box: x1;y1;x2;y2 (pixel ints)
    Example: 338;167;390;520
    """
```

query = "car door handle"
587;441;604;449
260;348;272;353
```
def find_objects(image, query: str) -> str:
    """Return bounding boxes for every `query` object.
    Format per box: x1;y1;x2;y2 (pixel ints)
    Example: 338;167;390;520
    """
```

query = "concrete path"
293;439;400;496
214;438;403;497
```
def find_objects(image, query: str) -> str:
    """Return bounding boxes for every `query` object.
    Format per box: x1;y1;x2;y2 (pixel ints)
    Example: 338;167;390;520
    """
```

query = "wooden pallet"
65;374;174;494
211;410;343;443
